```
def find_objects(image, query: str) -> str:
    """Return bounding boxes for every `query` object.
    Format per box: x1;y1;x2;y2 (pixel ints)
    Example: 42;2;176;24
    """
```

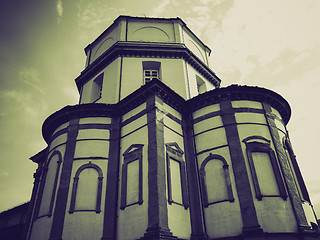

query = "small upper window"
142;61;161;84
144;70;159;83
196;75;206;94
91;73;104;102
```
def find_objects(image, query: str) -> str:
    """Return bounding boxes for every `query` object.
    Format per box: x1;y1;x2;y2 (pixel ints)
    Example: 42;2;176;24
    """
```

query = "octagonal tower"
24;16;319;240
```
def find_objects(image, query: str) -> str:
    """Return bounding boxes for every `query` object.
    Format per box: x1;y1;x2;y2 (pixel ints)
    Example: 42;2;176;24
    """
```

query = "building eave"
76;41;221;92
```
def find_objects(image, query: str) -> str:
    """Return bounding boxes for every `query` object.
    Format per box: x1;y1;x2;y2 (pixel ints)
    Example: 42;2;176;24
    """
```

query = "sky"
0;0;319;217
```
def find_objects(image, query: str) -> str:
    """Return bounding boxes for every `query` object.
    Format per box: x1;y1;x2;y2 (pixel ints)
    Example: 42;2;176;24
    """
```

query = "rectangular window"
142;61;161;84
165;143;189;209
244;140;287;200
120;144;144;210
196;75;206;94
144;70;159;83
251;151;280;196
91;73;104;102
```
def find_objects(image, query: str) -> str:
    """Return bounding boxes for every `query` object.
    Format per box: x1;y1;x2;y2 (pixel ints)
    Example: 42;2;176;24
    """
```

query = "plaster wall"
52;122;69;135
80;80;94;104
232;100;263;109
118;104;148;240
62;159;107;240
181;28;208;64
193;103;220;119
79;117;111;124
162;104;191;239
120;57;187;100
81;58;120;104
38;154;61;217
29;217;52;240
237;117;297;233
196;139;242;238
49;133;67;152
193;105;243;238
127;20;175;43
89;21;121;64
30;143;65;240
186;62;215;98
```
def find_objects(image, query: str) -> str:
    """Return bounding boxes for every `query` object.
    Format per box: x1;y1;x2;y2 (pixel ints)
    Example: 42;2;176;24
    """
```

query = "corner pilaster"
142;95;177;240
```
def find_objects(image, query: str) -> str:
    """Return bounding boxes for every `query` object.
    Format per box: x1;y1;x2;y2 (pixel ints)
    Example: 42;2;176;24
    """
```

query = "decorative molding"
219;100;263;235
76;41;221;91
263;103;310;231
199;153;234;207
181;112;207;239
188;85;291;125
49;118;79;240
69;162;103;214
243;140;287;200
165;143;189;209
283;136;310;202
35;150;62;219
101;117;121;240
120;144;144;210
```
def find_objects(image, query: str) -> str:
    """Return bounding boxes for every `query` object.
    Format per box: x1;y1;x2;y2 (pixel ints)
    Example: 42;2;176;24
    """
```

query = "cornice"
42;82;291;144
30;148;48;164
42;79;185;143
75;41;221;91
187;84;291;124
42;103;116;143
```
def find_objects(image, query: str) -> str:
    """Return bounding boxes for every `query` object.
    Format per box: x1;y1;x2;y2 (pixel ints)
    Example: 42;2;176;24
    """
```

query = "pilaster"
219;100;263;235
101;116;121;240
142;95;176;239
49;118;79;240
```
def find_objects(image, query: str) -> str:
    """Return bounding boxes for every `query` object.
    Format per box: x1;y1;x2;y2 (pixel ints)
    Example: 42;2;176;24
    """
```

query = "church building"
21;16;319;240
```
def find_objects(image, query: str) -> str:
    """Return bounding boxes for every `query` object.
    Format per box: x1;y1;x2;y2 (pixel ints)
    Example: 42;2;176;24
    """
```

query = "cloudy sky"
1;0;319;217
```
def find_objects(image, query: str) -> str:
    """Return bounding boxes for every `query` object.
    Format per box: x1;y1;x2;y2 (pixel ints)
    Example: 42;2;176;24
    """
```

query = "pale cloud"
0;89;49;126
56;0;63;23
77;1;125;42
62;85;79;104
19;68;45;95
209;0;320;84
151;0;171;17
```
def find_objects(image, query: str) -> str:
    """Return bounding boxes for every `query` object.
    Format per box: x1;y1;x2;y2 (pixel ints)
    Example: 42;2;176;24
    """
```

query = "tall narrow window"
165;143;188;209
120;144;143;210
69;162;103;213
243;136;287;200
200;154;234;207
38;150;62;217
196;75;206;94
142;61;161;83
91;73;104;102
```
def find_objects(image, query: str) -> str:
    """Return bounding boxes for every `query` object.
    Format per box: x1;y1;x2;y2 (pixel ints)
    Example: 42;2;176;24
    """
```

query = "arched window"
69;162;103;213
200;154;234;207
165;143;188;209
243;136;287;200
120;144;144;210
38;150;62;217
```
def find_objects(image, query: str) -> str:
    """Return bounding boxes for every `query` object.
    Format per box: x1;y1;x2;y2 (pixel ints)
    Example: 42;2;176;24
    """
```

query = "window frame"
91;73;104;103
199;153;234;208
243;136;287;201
37;150;62;218
120;144;144;210
165;143;189;209
69;162;103;214
142;61;161;84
